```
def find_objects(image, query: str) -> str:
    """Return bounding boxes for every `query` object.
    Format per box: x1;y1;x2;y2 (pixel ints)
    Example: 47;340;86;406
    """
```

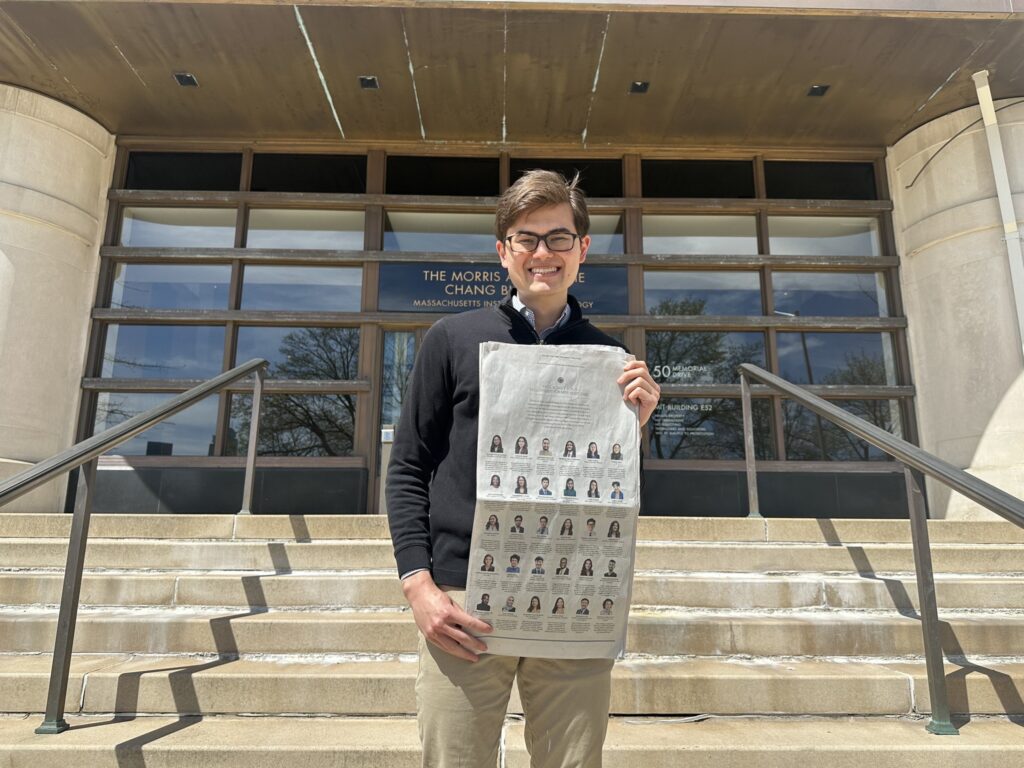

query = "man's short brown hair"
494;169;590;240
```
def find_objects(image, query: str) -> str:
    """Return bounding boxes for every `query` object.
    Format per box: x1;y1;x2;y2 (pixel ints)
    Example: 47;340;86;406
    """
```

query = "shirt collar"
512;294;571;339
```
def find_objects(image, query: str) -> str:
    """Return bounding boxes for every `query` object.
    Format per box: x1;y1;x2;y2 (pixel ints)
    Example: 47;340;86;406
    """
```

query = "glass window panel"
381;331;417;427
642;215;758;255
229;394;356;456
764;161;877;201
125;152;242;191
768;216;881;256
241;266;362;311
384;212;495;253
109;264;231;310
641;160;755;198
784;399;901;461
101;325;224;379
777;332;897;386
386;156;499;196
649;398;774;460
94;393;219;456
511;159;623;197
587;214;625;254
644;271;762;316
246;209;365;250
773;272;889;318
646;331;766;385
120;208;237;247
251;153;367;193
235;327;360;380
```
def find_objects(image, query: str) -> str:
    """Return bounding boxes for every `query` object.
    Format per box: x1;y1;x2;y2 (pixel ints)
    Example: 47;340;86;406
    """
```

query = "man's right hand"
402;571;492;662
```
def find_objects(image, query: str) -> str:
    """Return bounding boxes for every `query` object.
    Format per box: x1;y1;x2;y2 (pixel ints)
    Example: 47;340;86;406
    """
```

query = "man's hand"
618;360;661;427
402;570;492;662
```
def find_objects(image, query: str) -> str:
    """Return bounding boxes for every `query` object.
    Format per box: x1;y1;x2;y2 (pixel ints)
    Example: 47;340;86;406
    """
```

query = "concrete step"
3;514;1023;545
3;538;1022;573
0;714;1021;767
3;571;1024;612
3;654;1022;717
3;607;1023;657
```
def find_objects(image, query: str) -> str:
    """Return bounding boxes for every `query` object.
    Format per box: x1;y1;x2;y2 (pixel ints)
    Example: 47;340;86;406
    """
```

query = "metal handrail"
0;358;267;735
738;362;1024;737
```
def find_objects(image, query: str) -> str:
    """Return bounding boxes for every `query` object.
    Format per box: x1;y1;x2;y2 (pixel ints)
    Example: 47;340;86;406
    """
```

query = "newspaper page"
464;342;640;659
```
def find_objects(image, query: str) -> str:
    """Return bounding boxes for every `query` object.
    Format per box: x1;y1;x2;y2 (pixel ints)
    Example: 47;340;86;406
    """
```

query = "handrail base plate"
34;719;70;735
926;719;959;736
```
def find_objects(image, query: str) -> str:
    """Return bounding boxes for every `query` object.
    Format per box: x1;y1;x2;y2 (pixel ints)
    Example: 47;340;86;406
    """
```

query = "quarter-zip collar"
497;290;588;344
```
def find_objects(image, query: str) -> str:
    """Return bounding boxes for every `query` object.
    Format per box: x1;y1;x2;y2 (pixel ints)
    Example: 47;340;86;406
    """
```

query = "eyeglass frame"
503;229;583;254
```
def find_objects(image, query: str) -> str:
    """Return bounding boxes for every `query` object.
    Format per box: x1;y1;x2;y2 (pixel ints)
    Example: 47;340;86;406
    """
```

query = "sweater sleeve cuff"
395;545;432;579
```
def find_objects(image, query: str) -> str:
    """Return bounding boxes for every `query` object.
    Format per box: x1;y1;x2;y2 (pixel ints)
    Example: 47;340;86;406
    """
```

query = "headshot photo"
601;599;614;615
559;519;574;536
485;514;499;532
503;596;516;613
576;598;590;615
538;477;552;496
515;435;529;455
551;596;566;615
490;434;503;453
515;475;528;495
536;516;550;535
607;519;621;538
489;474;501;489
556;557;570;575
531;556;545;574
563;440;576;458
527;595;542;614
477;594;491;611
506;554;521;573
511;515;525;533
610;482;624;500
586;442;600;459
610;443;623;461
604;560;618;578
563;478;576;497
587;480;600;498
580;558;593;576
480;553;495;572
539;438;552;456
585;517;596;536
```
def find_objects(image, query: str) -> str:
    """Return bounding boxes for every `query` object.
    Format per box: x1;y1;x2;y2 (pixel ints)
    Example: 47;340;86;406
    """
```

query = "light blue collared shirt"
512;294;571;339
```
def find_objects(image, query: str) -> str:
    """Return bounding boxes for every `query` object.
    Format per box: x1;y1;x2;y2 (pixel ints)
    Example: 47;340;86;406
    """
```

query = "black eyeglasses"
505;230;581;254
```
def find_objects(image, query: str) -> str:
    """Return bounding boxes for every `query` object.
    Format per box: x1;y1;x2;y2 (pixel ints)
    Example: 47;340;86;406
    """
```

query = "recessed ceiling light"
173;72;199;87
359;75;380;90
629;81;650;95
807;84;830;97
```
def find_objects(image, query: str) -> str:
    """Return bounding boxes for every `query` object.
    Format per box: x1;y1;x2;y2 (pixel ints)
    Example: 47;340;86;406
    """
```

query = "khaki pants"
415;589;614;768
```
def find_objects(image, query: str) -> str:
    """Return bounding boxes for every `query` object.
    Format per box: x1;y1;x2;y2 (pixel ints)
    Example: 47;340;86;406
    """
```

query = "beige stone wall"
0;86;115;512
887;98;1024;519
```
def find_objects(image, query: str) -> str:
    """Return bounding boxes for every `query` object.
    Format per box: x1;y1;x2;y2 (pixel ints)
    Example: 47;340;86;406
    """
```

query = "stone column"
0;86;115;512
887;98;1024;519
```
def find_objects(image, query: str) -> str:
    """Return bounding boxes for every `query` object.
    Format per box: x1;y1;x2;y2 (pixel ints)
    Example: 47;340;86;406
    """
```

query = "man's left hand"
618;360;661;427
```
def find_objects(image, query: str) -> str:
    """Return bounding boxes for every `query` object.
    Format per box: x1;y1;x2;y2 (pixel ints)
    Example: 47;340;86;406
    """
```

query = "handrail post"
740;371;761;518
904;466;958;735
239;366;266;515
35;459;97;734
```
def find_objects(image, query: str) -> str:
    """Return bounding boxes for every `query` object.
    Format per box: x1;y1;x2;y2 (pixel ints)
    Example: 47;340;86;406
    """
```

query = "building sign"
378;263;629;314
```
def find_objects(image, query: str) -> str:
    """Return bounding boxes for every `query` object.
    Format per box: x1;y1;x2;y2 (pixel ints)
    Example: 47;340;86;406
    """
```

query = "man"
604;560;617;578
538;477;552;496
387;170;661;768
503;596;516;613
539;438;552;457
576;598;590;615
610;481;624;500
585;518;597;537
506;555;521;574
531;556;545;575
536;515;550;534
476;594;491;612
510;515;525;534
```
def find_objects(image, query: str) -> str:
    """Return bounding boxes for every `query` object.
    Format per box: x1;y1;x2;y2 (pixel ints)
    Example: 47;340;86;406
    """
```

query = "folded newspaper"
465;342;640;659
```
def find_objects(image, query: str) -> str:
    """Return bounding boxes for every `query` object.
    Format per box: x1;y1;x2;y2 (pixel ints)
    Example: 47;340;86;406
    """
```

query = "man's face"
497;202;590;308
587;520;595;531
481;594;489;604
510;556;519;565
540;517;548;526
506;597;515;606
541;479;549;489
535;558;543;567
609;560;615;569
581;599;589;608
514;516;523;525
542;439;550;451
